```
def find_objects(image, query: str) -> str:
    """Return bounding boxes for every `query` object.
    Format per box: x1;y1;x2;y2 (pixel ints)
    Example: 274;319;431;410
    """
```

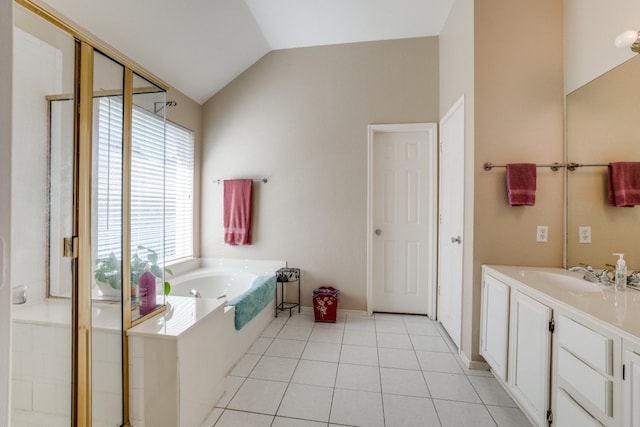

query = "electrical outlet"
579;226;591;243
537;225;548;243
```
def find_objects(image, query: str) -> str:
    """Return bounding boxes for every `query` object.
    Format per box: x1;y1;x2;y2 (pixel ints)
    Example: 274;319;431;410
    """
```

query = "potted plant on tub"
94;245;173;301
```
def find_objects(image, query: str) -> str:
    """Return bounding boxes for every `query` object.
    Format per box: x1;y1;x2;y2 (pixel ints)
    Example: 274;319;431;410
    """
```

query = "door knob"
451;236;462;244
375;229;382;236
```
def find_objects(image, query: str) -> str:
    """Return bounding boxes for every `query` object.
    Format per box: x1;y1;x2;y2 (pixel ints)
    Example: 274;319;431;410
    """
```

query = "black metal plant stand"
275;267;301;317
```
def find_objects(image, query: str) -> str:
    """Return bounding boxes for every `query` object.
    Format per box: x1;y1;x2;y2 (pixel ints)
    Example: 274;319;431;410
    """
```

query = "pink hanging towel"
224;179;253;245
607;162;640;207
506;163;537;206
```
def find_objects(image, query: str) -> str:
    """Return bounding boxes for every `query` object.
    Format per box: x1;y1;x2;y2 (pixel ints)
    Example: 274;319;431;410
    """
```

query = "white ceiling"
40;0;454;104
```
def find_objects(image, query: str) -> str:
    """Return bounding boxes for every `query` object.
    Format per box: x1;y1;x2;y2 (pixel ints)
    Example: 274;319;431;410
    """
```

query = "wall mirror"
566;54;640;269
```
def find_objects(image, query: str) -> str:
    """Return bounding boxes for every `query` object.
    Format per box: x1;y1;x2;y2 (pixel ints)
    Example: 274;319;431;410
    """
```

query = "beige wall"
564;0;640;94
440;0;565;363
201;38;439;310
472;0;565;361
439;0;477;363
1;0;12;421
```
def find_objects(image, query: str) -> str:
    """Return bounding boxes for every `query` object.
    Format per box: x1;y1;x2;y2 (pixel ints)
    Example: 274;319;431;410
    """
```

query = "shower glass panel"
92;50;124;426
131;73;167;322
12;4;76;425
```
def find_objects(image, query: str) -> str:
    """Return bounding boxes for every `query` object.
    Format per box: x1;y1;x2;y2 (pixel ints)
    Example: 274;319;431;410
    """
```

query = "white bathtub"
170;269;258;300
169;258;285;375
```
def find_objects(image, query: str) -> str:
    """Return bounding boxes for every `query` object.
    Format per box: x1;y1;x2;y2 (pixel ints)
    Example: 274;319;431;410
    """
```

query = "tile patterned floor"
201;312;533;427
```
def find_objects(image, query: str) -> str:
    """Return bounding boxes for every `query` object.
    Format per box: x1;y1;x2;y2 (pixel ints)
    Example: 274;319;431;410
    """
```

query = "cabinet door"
509;291;552;427
480;274;510;381
624;349;640;427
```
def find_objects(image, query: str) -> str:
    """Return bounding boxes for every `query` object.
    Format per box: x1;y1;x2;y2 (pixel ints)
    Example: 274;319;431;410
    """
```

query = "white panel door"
437;96;465;347
371;124;437;315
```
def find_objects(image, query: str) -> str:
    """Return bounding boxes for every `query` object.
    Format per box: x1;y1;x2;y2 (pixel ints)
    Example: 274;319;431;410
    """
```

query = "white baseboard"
458;350;491;371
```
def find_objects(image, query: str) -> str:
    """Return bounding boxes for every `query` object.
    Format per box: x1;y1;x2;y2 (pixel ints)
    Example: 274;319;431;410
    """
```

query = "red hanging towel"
607;162;640;207
506;163;537;206
224;179;253;245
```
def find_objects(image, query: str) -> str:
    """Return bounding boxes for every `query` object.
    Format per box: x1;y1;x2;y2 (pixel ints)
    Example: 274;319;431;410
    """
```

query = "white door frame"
366;123;438;317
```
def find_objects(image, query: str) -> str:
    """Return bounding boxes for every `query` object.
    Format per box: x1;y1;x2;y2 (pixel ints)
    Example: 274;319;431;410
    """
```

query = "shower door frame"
16;1;170;425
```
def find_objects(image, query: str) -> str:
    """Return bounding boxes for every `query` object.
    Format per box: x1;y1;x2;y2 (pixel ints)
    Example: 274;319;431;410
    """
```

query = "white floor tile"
213;409;273;427
277;324;313;341
411;335;451;352
216;313;531;427
340;344;379;366
301;341;341;362
342;329;377;346
486;405;533;427
216;376;245;408
330;388;384;427
264;339;307;359
200;407;223;426
403;317;440;336
424;373;482;404
272;416;328;427
247;337;273;355
308;327;344;344
377;332;412;349
277;383;333;422
227;378;288;415
291;359;338;387
344;316;376;332
375;320;408;334
433;399;497;427
380;367;430;397
378;347;420;370
229;354;261;377
383;394;441;427
249;356;298;382
261;320;286;338
468;376;516;407
416;351;464;374
335;363;381;392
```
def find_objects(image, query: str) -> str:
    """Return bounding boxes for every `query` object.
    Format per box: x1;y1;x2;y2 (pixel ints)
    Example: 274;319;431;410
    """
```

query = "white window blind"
96;96;194;264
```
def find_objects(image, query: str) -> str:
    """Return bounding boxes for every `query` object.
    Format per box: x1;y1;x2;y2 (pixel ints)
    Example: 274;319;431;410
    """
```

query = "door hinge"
623;363;626;381
63;236;78;258
546;409;553;424
548;318;555;333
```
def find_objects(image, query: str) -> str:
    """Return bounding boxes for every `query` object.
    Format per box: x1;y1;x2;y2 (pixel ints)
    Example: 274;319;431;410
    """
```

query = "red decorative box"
313;287;339;322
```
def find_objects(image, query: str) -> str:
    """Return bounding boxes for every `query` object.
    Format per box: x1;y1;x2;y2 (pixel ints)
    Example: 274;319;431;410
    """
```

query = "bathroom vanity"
481;265;640;427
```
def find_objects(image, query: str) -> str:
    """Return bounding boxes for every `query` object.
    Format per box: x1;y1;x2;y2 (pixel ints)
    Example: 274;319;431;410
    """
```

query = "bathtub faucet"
189;289;202;298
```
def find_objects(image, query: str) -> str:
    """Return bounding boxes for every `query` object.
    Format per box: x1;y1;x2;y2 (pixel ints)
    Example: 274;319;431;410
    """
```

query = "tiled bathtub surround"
203;312;533;427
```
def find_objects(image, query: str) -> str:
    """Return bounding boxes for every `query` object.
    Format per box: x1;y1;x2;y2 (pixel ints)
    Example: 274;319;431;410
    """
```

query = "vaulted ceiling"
40;0;454;104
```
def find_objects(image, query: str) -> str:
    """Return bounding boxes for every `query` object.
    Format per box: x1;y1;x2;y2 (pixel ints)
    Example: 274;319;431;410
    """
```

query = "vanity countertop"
484;265;640;341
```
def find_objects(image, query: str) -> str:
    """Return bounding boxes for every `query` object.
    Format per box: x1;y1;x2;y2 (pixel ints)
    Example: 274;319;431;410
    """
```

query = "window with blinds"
95;96;194;265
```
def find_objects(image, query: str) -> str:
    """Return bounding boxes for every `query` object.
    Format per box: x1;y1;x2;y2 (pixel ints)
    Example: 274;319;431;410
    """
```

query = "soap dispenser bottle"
614;253;627;291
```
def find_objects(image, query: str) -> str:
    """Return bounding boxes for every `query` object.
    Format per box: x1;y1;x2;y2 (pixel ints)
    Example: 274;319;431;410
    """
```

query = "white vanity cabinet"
508;290;553;427
480;273;510;381
553;314;614;426
623;341;640;427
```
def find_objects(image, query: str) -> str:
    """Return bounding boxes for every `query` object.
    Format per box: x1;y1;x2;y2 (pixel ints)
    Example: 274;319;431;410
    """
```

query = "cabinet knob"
451;236;462;244
375;229;382;236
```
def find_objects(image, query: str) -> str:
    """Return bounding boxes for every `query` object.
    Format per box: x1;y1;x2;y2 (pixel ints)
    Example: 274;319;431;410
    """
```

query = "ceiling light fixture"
615;30;640;53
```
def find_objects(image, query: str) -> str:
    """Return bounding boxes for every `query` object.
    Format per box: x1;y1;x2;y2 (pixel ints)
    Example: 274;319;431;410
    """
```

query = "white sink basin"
518;270;603;294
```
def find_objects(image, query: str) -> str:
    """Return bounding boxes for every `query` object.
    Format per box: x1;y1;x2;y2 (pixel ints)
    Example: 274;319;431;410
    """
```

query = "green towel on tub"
227;275;276;330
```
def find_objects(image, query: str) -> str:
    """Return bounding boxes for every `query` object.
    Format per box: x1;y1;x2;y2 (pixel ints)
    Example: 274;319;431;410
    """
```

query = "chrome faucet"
568;265;612;285
189;289;201;298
